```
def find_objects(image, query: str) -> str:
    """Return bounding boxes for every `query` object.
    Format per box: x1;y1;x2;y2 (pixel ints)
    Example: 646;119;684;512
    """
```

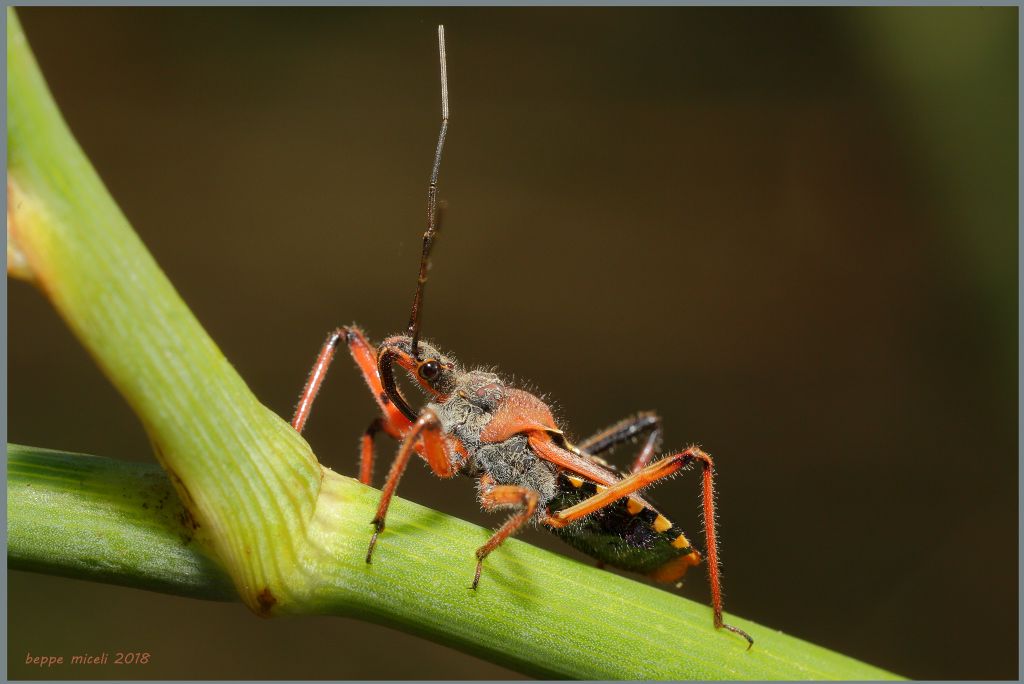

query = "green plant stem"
8;3;319;616
10;443;900;680
8;444;235;601
7;9;901;679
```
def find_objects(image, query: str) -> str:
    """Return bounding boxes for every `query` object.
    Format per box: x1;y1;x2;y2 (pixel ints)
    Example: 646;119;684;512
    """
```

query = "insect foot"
471;552;485;591
366;518;385;564
721;622;754;651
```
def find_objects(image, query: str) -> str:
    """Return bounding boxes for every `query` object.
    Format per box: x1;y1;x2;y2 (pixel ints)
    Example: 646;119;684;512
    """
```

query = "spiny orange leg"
543;454;688;528
358;417;384;485
544;446;753;649
472;477;539;589
367;409;460;563
291;329;342;433
292;327;412;437
685;451;753;648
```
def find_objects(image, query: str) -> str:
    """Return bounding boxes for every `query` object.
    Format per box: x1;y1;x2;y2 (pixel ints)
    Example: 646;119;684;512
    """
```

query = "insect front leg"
292;326;414;435
292;327;413;482
577;411;662;473
472;474;539;590
366;408;461;563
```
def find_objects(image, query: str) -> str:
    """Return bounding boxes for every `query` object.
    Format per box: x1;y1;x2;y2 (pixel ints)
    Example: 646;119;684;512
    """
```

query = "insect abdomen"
547;474;701;582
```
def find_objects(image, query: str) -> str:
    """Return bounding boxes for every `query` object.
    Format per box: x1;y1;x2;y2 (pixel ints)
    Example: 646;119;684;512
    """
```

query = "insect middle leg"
473;475;539;589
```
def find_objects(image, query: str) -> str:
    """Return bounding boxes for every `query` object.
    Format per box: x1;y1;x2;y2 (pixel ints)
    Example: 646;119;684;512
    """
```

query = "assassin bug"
291;26;752;648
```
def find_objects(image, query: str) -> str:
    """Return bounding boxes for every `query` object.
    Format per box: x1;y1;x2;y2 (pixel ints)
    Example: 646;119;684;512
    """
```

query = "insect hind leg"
544;445;754;649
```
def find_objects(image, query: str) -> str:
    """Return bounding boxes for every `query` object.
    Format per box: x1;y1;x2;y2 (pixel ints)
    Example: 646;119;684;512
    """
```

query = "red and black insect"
291;26;752;648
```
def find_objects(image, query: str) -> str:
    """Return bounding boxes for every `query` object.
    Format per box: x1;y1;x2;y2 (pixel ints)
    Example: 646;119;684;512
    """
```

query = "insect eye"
418;360;441;381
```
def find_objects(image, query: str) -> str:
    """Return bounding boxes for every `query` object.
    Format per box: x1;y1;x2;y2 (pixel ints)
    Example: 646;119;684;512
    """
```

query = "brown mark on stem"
256;587;277;617
163;464;201;543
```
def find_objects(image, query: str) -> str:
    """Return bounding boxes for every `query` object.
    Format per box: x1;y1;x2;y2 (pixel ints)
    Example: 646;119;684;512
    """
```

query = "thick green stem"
7;9;901;679
7;4;319;615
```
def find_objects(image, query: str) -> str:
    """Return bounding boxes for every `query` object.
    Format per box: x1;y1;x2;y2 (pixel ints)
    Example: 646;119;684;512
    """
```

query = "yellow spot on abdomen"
653;514;672;533
567;475;584;488
626;498;644;515
671;533;692;549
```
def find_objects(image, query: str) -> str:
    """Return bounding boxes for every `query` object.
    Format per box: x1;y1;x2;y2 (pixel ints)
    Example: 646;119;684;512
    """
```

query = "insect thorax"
431;369;559;517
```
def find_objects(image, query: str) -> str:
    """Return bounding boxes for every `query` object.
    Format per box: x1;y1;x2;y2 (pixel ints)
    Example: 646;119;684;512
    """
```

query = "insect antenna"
407;24;449;361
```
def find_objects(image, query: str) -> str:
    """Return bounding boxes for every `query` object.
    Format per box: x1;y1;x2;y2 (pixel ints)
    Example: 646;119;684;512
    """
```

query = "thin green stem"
10;444;900;680
8;444;234;601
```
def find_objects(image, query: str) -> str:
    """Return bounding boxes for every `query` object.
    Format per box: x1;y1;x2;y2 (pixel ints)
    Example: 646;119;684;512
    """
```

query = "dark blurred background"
8;7;1017;680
